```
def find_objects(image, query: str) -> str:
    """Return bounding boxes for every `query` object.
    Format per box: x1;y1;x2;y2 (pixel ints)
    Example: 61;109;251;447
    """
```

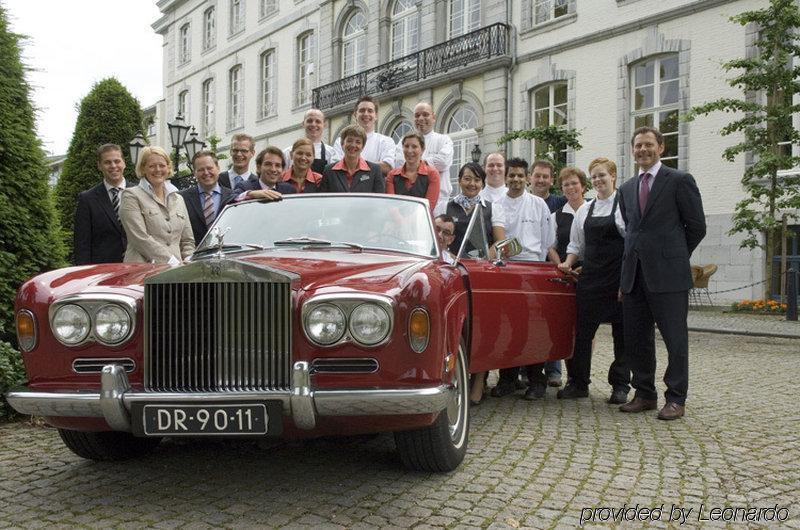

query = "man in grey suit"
617;126;706;420
179;151;234;245
218;133;257;189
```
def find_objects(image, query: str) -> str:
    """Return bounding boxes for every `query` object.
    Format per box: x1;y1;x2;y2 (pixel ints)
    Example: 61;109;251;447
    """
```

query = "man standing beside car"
491;158;555;401
179;151;235;244
73;144;128;265
219;133;258;189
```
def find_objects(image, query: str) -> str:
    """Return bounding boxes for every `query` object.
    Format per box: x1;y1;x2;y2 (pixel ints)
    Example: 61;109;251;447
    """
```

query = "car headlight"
349;303;391;346
305;303;347;345
94;304;131;344
52;304;91;345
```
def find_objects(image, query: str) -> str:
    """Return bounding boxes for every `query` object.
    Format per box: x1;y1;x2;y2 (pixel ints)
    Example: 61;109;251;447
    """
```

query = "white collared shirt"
566;191;626;259
103;180;126;202
283;141;339;168
495;192;554;262
479;184;508;203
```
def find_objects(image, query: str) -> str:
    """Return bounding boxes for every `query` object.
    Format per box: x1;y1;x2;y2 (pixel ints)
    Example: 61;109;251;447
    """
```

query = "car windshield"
196;194;438;258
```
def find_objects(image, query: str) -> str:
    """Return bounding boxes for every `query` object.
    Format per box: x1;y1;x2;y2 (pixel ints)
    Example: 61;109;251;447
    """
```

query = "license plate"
138;403;275;436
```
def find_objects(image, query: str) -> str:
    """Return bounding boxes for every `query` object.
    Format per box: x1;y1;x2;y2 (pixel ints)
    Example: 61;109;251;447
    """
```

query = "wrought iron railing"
313;23;510;111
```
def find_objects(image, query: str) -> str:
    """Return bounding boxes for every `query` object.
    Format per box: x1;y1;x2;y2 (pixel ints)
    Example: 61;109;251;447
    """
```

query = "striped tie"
110;188;121;221
203;191;215;227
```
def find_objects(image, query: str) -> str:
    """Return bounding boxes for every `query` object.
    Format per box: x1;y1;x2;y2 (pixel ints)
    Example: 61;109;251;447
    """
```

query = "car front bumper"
5;362;452;432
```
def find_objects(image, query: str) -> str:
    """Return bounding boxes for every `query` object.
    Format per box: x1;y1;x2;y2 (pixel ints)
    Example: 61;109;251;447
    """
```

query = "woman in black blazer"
308;125;385;194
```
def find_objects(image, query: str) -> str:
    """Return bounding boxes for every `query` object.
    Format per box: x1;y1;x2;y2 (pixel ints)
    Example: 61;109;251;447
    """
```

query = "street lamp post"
128;132;147;171
166;115;190;178
183;127;205;170
471;144;482;164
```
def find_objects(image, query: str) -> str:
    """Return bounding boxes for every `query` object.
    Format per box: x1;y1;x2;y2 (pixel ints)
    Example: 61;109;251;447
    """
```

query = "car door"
456;204;576;374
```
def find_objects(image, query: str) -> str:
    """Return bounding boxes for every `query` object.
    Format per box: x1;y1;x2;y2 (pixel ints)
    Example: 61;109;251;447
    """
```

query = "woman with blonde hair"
119;146;195;264
556;157;631;404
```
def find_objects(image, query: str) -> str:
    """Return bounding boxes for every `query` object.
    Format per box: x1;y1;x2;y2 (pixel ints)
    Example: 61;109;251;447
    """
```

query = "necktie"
203;192;215;227
234;174;244;187
110;187;121;220
639;173;651;216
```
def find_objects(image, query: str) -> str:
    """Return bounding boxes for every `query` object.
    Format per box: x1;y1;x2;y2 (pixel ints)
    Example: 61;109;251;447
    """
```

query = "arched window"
177;90;189;120
260;50;276;118
178;23;191;64
531;82;568;166
630;54;679;167
342;11;367;77
391;0;418;60
447;104;479;187
202;7;216;50
296;32;316;106
390;119;414;143
202;78;214;136
228;65;243;130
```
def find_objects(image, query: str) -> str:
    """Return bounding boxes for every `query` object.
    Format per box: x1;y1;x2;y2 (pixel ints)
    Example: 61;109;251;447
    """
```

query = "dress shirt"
333;131;395;167
549;200;581;244
227;168;250;187
637;160;662;191
283;141;339;168
566;191;627;259
103;180;126;202
197;184;223;217
495;192;554;262
479;184;508;203
235;179;283;202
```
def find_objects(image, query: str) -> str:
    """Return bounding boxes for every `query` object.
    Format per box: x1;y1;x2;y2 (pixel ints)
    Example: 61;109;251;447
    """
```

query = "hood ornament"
211;226;231;260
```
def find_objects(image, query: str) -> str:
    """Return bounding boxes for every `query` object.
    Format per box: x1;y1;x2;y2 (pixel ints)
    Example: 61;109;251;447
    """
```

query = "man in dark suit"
233;146;295;201
218;133;258;189
73;144;128;265
617;126;706;420
179;151;235;245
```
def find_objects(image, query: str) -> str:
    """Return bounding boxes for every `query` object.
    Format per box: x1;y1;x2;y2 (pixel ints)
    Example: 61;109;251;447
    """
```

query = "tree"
55;78;144;257
0;5;66;416
685;0;800;299
497;125;583;176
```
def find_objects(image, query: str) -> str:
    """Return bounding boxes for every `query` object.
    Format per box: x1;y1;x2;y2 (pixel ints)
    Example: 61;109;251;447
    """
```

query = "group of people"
74;97;706;421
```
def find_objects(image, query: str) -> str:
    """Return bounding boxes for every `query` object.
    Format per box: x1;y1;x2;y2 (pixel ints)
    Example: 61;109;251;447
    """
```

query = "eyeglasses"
231;148;251;154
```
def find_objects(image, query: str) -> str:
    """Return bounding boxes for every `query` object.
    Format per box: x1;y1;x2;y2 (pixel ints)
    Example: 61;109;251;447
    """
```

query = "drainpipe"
505;0;517;157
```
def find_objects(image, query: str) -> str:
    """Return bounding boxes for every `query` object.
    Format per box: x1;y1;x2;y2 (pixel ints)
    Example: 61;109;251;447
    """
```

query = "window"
228;65;243;130
178;23;190;64
342;11;366;77
531;82;568;166
534;0;568;25
147;118;157;138
391;0;419;60
449;0;480;38
297;32;316;107
202;78;215;135
260;50;276;118
260;0;277;19
631;55;679;168
390;120;414;143
229;0;244;35
447;104;479;187
177;90;189;120
203;7;216;50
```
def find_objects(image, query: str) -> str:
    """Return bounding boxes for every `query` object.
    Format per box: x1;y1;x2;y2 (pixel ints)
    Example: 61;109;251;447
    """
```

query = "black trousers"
565;317;630;393
498;364;547;387
623;263;690;405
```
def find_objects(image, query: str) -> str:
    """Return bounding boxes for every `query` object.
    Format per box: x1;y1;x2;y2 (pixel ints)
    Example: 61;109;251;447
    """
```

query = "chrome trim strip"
72;358;136;373
313;385;451;416
311;358;380;374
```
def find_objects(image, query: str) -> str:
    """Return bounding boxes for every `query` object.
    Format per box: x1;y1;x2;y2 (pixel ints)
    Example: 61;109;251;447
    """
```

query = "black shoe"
490;380;518;398
607;389;629;404
556;383;589;399
523;383;546;400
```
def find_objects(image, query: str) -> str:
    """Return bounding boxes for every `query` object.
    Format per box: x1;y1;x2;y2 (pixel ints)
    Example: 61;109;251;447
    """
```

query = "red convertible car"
8;194;575;472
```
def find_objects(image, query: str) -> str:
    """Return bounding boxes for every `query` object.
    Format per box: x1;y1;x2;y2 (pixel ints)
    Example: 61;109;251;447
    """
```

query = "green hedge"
0;340;25;421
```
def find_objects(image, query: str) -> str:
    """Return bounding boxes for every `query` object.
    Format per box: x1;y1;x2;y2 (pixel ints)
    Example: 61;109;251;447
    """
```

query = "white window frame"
229;0;245;36
260;50;276;119
177;90;189;120
447;104;479;188
534;0;569;25
342;11;367;77
448;0;480;39
630;54;680;168
391;0;419;60
296;32;316;107
531;82;568;165
178;23;191;64
202;78;215;136
203;7;216;51
259;0;277;19
389;119;414;143
228;65;243;130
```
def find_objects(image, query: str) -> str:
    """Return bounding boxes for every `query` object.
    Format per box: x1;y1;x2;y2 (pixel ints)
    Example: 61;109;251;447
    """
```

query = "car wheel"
394;342;469;472
57;429;161;461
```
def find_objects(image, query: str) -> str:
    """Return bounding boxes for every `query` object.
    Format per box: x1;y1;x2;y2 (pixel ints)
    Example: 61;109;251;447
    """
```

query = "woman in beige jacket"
120;146;195;263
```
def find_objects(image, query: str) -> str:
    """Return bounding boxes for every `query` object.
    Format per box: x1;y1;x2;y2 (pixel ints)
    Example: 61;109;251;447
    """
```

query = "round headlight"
52;304;91;345
305;304;346;345
349;303;391;345
94;304;131;344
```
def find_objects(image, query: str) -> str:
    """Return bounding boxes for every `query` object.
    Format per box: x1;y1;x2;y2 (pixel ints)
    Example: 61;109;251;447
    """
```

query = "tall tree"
55;78;144;257
497;125;582;176
685;0;800;299
0;5;66;346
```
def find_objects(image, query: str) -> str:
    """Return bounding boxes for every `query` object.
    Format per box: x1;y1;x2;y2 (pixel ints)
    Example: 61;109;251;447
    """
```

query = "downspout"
505;0;517;157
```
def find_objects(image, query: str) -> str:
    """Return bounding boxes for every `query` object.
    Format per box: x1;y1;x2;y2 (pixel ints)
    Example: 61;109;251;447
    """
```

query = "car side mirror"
493;237;522;266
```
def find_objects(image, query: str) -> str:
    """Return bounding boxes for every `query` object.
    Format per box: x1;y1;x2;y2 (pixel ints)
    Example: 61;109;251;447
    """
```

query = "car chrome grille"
144;282;292;392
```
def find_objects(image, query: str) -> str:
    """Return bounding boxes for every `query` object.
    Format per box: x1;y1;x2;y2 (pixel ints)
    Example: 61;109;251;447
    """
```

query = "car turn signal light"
16;309;36;352
408;308;430;353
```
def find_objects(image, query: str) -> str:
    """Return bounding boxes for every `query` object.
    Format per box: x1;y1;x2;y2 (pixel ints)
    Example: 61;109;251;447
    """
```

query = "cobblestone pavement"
1;328;799;529
688;309;800;338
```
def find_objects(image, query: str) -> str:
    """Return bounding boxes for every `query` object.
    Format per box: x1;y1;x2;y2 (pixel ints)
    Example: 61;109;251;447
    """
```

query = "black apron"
576;194;624;323
310;143;327;174
554;206;574;263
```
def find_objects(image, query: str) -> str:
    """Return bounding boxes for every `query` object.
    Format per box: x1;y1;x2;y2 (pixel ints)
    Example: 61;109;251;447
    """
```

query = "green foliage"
0;340;25;421
0;6;66;345
497;125;582;175
55;78;144;257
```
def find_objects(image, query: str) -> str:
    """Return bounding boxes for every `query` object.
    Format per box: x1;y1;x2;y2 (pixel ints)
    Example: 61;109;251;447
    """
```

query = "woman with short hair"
120;146;194;263
309;125;384;193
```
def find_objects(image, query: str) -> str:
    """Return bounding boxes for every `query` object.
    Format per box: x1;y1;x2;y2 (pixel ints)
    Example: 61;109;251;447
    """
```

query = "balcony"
313;23;510;113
